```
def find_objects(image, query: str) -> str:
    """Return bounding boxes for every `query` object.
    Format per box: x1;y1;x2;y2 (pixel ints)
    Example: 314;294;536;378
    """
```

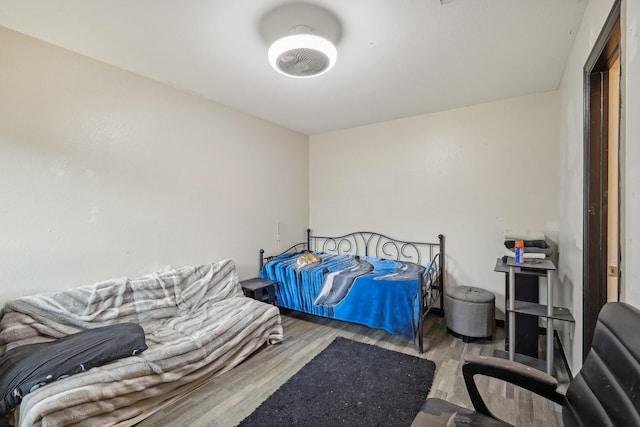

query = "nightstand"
240;278;278;304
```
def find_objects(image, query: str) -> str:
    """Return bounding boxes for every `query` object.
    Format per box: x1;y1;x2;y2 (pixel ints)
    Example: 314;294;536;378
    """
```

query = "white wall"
0;27;308;306
309;92;560;317
622;0;640;307
555;0;640;373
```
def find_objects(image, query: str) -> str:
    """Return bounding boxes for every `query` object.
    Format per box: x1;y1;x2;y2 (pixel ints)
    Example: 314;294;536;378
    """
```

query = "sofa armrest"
462;355;565;419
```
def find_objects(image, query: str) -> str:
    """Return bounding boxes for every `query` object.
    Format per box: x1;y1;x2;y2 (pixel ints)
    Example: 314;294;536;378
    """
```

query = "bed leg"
418;274;425;353
438;234;445;316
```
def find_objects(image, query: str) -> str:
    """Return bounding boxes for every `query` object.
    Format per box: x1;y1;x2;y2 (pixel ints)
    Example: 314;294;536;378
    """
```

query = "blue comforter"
260;252;429;339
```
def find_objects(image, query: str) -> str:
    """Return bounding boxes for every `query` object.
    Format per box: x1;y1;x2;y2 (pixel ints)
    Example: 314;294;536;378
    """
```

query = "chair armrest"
462;355;565;419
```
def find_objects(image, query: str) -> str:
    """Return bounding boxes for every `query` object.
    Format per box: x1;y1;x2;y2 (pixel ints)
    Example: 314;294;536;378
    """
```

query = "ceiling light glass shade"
268;34;337;78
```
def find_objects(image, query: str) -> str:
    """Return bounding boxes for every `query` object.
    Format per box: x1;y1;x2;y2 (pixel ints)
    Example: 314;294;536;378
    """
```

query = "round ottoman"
444;285;495;342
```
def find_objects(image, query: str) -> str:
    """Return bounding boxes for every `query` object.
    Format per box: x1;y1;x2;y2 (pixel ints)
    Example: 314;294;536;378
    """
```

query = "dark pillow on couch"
0;322;147;416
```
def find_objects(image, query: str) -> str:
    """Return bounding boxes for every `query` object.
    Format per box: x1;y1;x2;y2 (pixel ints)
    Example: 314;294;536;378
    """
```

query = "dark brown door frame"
583;0;620;361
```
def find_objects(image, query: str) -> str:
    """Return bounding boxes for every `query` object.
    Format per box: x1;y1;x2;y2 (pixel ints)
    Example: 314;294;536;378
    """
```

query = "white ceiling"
0;0;588;135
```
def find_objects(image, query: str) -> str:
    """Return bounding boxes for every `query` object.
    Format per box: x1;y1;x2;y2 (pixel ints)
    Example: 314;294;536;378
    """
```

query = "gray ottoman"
444;285;495;342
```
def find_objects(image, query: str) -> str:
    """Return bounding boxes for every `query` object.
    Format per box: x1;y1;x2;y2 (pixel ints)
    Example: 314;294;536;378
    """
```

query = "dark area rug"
238;337;435;427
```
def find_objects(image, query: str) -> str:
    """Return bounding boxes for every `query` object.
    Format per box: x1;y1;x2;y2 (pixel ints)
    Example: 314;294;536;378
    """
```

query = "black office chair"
412;302;640;426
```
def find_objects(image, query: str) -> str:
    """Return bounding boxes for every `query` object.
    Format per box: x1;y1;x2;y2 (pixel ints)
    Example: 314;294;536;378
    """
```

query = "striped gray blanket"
0;259;283;427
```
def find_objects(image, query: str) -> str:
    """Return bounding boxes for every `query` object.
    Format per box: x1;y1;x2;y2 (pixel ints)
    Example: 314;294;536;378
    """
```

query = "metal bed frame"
260;229;445;353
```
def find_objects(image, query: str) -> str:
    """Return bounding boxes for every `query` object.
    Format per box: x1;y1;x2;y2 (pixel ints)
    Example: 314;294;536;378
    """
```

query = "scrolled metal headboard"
306;229;442;266
261;229;444;273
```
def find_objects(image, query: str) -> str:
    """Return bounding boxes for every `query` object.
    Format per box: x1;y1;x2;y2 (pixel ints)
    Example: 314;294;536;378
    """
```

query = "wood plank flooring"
136;310;567;426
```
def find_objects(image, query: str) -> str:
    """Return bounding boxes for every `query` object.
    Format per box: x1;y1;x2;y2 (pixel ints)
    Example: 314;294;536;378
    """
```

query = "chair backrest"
563;302;640;426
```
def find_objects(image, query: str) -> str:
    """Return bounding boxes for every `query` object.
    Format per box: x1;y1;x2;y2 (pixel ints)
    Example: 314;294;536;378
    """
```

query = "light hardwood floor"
136;310;567;427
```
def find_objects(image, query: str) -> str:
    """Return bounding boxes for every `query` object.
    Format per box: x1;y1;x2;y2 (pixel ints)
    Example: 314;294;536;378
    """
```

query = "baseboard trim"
554;330;573;380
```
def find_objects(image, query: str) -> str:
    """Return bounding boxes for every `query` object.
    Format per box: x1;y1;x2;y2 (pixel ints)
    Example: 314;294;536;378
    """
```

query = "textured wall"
310;92;560;317
622;0;640;307
0;27;308;305
555;0;640;373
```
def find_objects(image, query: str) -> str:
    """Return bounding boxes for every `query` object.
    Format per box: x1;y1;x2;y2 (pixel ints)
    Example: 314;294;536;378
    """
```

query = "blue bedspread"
260;252;429;339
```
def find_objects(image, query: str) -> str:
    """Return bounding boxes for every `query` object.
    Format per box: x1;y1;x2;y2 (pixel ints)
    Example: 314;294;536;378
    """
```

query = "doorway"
583;0;621;360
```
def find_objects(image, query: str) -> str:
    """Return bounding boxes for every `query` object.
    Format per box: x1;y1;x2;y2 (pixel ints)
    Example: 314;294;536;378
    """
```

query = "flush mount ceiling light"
260;3;342;79
268;31;337;78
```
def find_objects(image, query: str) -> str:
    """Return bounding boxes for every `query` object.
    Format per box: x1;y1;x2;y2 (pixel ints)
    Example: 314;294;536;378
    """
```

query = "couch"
0;259;283;426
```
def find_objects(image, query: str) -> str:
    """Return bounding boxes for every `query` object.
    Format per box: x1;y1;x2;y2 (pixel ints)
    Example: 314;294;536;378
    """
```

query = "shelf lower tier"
507;300;575;322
